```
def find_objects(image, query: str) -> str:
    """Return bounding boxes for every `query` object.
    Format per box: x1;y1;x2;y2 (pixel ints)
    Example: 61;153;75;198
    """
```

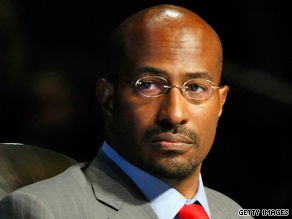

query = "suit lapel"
85;149;158;219
109;191;159;219
205;188;221;219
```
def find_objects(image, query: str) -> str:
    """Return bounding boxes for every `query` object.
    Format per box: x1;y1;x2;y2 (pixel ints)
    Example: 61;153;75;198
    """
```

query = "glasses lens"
184;79;215;100
135;76;168;97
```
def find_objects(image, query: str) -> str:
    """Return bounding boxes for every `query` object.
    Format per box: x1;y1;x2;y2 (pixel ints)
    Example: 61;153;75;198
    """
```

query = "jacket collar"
84;149;158;219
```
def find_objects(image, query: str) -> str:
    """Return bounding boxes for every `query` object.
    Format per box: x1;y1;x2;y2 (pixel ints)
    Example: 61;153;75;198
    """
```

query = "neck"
163;165;201;200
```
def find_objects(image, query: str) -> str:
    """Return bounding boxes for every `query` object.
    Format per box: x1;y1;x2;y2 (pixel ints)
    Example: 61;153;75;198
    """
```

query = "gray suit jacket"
0;150;253;219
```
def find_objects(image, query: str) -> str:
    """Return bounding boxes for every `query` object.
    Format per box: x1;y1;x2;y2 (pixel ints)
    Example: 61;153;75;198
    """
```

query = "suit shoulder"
0;163;98;219
205;187;254;219
17;163;90;195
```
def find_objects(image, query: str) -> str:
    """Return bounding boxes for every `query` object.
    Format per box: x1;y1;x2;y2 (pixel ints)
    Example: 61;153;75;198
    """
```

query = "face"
101;17;228;180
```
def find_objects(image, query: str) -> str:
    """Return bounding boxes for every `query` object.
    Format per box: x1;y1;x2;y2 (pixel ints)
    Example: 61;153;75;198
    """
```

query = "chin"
139;153;201;180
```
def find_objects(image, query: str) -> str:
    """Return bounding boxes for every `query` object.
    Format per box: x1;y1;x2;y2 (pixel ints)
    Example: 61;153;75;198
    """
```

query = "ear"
218;85;229;118
96;78;114;117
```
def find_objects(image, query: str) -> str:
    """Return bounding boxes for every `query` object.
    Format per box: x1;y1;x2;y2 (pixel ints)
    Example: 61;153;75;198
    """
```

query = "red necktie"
178;203;210;219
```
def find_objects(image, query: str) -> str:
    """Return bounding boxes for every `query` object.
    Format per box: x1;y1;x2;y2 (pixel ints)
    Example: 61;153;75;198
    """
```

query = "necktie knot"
178;203;210;219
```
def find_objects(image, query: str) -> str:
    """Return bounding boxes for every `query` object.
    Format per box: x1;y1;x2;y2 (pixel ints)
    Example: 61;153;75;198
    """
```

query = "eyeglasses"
123;76;224;101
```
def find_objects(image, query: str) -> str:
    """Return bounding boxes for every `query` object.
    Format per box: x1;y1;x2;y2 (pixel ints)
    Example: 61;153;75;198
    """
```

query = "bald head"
105;5;222;81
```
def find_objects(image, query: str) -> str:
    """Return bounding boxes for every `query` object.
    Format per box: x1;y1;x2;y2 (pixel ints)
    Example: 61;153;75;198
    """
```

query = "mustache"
142;125;199;146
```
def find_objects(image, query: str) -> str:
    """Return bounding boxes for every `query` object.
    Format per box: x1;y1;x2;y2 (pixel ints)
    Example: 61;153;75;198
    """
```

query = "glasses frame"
124;76;225;101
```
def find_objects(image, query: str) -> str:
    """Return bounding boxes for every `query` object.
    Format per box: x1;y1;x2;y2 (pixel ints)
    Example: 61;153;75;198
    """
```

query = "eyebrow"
185;72;213;81
135;66;167;76
135;66;214;81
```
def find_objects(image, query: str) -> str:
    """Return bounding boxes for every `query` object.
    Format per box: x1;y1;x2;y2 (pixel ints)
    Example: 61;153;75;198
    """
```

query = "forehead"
134;66;214;82
122;24;222;84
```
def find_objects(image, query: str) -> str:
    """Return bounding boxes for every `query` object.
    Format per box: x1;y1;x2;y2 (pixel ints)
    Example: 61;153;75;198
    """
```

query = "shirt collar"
102;141;211;219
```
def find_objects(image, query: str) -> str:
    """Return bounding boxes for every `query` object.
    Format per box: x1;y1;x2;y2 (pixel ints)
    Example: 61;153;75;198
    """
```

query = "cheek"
114;94;158;141
190;100;220;149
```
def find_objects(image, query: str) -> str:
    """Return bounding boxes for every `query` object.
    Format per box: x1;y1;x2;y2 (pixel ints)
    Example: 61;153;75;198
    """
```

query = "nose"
156;86;188;128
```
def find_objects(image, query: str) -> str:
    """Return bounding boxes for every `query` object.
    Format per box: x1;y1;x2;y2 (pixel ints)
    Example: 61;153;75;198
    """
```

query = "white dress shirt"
102;141;211;219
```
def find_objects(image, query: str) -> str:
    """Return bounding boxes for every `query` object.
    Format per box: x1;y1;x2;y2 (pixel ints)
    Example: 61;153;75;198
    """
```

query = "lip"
150;133;194;151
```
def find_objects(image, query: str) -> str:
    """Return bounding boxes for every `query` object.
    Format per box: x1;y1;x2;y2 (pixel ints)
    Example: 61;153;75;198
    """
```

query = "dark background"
1;0;291;217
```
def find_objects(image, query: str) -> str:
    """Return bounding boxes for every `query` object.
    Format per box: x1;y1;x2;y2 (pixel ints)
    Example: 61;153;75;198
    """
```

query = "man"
0;5;252;219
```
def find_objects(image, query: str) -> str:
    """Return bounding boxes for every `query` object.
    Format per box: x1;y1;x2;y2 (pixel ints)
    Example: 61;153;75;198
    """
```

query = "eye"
135;77;167;97
186;83;208;93
142;82;152;89
137;80;161;91
134;76;169;97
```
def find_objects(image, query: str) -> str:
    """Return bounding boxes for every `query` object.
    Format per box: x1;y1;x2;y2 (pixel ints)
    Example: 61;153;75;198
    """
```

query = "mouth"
150;133;194;152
